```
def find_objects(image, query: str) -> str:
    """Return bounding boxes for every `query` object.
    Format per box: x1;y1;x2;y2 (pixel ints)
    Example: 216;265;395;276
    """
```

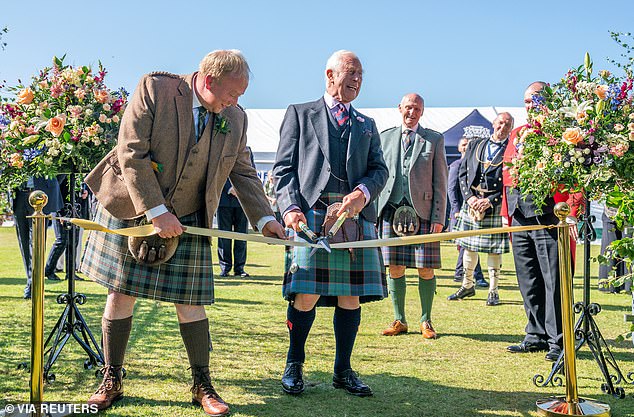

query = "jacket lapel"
347;107;362;162
175;75;195;177
308;99;329;158
410;125;426;162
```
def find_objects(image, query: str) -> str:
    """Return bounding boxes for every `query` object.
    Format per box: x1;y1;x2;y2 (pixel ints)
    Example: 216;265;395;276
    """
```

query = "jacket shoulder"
419;127;443;140
147;71;181;79
380;126;400;135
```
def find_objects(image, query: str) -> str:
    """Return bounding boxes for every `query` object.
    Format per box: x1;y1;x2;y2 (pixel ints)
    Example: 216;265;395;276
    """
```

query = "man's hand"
228;187;237;197
151;212;186;238
338;189;366;218
430;222;444;234
284;210;307;232
262;220;287;239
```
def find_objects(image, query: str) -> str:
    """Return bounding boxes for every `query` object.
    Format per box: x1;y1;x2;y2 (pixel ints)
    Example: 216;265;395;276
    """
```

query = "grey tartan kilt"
454;203;509;254
80;203;215;305
282;194;387;307
378;205;441;269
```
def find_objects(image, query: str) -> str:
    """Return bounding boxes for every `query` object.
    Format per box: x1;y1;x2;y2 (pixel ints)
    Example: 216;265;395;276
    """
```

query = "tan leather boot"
191;366;230;416
87;365;123;410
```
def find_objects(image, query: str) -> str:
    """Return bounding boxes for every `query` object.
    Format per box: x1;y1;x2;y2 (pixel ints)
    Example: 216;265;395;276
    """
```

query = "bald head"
524;81;547;111
398;93;424;129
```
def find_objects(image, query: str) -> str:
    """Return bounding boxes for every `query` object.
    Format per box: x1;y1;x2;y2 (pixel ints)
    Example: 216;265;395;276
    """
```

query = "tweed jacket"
273;98;388;223
85;72;273;227
377;125;448;224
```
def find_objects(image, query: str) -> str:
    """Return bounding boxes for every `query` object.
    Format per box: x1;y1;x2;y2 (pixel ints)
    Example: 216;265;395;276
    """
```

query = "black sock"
333;306;361;374
286;304;316;364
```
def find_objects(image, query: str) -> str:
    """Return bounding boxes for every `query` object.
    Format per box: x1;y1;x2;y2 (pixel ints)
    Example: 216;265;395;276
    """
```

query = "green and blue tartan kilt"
378;205;441;269
282;194;387;307
80;203;215;305
454;204;509;254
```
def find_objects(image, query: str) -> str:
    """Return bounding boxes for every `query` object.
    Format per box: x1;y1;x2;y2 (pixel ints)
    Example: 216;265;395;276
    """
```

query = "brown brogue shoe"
191;366;230;416
420;320;437;339
381;320;408;336
87;365;123;410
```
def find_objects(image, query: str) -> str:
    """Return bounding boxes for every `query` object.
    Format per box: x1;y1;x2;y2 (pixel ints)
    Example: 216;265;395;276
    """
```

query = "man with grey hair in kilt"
377;93;448;340
448;112;514;306
274;50;388;397
80;50;285;416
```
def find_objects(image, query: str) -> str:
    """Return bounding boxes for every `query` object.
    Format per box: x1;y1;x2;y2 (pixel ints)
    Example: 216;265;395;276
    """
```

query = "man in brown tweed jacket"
81;50;285;416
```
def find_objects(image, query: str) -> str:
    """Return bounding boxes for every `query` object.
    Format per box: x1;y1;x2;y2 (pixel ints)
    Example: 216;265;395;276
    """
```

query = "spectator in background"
264;170;281;223
448;113;513;306
216;147;256;278
377;93;447;340
598;205;631;293
12;177;63;299
448;136;485;287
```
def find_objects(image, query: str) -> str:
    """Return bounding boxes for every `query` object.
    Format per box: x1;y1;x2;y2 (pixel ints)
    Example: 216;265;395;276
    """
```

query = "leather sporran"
468;206;485;222
321;202;362;244
128;218;179;266
391;205;420;237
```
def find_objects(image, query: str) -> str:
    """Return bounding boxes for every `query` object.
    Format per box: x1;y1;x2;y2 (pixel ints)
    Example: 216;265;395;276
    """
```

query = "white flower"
560;100;593;119
103;103;111;112
564;161;571;168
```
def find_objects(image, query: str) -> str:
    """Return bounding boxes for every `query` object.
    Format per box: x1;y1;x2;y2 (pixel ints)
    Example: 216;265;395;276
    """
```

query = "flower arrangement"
0;55;128;190
510;53;634;212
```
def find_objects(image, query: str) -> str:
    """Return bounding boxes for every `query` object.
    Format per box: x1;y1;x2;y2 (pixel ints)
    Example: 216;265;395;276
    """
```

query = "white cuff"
354;184;370;206
257;215;277;231
145;204;168;221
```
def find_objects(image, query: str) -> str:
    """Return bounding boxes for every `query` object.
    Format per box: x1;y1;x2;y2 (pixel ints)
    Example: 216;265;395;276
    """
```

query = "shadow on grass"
229;373;554;417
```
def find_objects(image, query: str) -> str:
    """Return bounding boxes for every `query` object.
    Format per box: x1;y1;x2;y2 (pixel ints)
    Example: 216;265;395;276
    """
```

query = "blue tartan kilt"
378;205;441;269
454;204;509;254
80;203;215;305
282;194;387;307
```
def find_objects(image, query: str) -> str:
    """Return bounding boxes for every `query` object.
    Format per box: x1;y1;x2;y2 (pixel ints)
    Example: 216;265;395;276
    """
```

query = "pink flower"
74;88;86;100
50;83;64;98
609;143;628;157
25;126;38;135
98;114;107;123
68;105;83;119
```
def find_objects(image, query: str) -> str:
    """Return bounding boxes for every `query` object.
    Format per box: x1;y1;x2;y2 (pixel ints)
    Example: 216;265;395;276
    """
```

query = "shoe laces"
285;363;302;378
95;365;121;394
191;367;220;399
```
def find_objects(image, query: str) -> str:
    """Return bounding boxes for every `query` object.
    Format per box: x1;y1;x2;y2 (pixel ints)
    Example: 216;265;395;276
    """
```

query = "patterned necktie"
196;106;208;141
402;129;413;151
333;103;349;127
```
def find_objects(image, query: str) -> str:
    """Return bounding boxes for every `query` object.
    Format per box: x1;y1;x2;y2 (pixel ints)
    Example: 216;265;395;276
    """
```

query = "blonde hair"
199;49;250;81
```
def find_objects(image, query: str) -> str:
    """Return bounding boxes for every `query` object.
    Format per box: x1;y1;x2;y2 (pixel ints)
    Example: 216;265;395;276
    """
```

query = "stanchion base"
536;396;610;417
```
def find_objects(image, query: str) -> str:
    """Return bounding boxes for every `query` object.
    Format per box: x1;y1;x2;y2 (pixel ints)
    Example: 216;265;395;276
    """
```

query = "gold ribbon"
56;216;554;249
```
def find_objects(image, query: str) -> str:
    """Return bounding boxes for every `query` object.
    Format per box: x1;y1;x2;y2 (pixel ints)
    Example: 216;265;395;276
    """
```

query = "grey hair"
324;50;359;82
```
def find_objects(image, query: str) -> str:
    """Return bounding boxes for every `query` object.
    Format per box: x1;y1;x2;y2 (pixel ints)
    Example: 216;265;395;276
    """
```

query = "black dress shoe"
23;285;32;300
281;362;304;395
234;271;250;277
219;272;229;277
545;347;562;362
476;278;489;288
333;369;373;397
447;286;475;300
507;341;548;353
46;272;62;281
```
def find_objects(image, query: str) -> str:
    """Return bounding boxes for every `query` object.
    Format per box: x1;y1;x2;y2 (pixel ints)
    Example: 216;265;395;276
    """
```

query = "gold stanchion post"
536;202;610;416
28;191;48;406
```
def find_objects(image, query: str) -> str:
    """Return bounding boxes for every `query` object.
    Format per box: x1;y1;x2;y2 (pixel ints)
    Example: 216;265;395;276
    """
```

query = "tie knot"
403;128;412;135
198;106;207;116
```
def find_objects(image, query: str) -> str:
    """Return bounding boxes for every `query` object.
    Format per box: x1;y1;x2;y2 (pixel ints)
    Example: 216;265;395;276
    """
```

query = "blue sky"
1;0;632;109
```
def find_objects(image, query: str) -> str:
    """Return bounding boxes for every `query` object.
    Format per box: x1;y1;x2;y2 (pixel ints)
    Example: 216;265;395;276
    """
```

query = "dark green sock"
419;277;436;322
388;276;407;323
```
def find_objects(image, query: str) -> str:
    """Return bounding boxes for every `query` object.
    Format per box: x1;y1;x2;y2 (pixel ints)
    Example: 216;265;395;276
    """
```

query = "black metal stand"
534;200;634;397
42;172;103;383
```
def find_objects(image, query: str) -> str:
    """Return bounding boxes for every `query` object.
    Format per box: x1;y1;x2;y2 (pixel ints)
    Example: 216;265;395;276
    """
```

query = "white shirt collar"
402;124;419;133
323;92;351;111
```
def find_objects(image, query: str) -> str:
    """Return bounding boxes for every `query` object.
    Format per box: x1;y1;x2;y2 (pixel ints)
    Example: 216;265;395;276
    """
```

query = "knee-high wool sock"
388;275;407;323
286;304;316;364
102;316;132;368
333;306;361;374
418;276;436;322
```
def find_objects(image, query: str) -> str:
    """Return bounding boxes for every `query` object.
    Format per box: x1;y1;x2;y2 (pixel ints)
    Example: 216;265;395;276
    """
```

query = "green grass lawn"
0;226;633;417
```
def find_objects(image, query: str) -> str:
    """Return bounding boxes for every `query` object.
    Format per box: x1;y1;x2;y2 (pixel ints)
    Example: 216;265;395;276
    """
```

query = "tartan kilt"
80;203;215;305
454;204;509;254
378;205;441;269
282;194;387;307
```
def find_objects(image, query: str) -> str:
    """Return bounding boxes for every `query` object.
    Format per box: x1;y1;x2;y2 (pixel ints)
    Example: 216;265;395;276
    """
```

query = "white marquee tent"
244;106;528;171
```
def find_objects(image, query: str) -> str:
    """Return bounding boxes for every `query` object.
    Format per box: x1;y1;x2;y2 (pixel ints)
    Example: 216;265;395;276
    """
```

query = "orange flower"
562;127;584;145
45;114;67;137
595;85;608;100
94;89;109;104
17;88;34;105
